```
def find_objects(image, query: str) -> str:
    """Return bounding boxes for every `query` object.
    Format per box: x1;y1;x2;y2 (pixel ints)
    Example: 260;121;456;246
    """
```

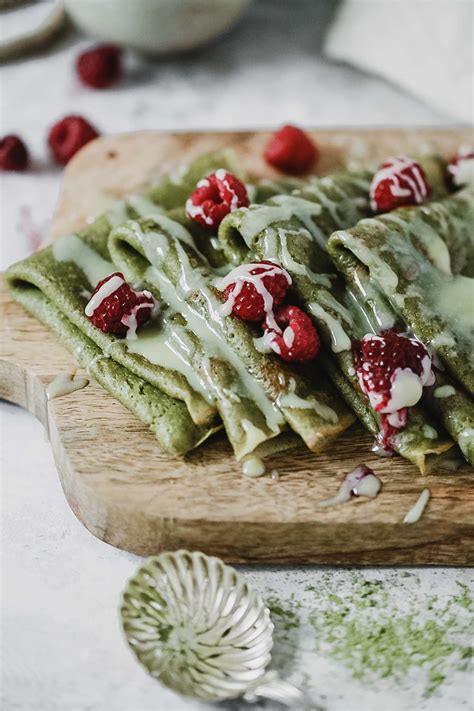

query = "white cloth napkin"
324;0;473;123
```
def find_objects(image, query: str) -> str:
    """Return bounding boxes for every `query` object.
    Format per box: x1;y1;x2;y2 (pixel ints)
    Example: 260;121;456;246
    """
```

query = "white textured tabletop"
1;2;472;710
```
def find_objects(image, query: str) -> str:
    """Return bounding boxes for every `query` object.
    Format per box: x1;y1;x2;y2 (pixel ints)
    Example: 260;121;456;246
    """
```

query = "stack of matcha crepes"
6;150;474;470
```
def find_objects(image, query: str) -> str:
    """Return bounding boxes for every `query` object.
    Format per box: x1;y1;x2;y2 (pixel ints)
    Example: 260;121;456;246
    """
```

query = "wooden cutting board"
1;128;473;565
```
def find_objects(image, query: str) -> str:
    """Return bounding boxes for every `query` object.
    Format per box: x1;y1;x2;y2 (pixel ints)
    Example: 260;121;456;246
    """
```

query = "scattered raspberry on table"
370;156;431;213
185;170;249;229
76;44;122;89
48;115;99;165
85;272;156;337
0;135;29;171
264;124;319;175
263;305;320;363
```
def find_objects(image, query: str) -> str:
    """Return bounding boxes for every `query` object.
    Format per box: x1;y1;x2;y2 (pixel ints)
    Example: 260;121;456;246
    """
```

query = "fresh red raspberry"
353;330;434;414
370;156;431;213
264;125;319;175
85;272;156;337
0;135;29;171
185;169;249;229
447;144;474;188
218;260;291;322
48;115;99;165
263;305;320;363
76;44;122;89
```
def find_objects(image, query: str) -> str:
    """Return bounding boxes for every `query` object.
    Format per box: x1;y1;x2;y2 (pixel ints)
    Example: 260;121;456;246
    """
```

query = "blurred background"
1;0;472;272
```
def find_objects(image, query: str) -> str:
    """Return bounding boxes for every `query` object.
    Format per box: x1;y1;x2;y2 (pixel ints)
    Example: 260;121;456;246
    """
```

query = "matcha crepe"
329;189;474;392
328;189;474;466
9;273;214;457
7;214;219;430
109;216;355;460
341;260;474;465
216;162;456;471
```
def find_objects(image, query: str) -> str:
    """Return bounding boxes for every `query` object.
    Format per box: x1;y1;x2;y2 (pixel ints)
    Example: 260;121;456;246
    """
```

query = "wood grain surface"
1;128;473;564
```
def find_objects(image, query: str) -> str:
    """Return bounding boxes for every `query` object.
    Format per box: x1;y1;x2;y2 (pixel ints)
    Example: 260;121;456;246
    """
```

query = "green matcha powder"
263;572;473;697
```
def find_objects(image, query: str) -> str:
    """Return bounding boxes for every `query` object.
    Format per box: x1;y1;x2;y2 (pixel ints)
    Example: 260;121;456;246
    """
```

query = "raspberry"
264;125;319;175
48;115;99;165
379;409;408;452
370;156;431;213
76;44;122;89
185;169;249;229
218;260;291;322
353;330;434;414
263;305;320;363
0;135;29;171
447;144;474;188
85;272;156;337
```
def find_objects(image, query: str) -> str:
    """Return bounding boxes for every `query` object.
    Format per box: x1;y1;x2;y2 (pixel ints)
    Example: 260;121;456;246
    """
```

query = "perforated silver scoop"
120;550;305;706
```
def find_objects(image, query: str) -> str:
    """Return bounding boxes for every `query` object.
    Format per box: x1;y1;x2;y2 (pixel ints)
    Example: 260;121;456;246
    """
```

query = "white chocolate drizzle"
240;419;269;456
242;456;266;478
319;464;381;508
421;424;438;440
106;201;129;227
238;196;324;249
308;302;351;353
277;378;338;423
46;373;89;400
253;330;278;354
403;488;430;524
434;385;456;398
133;225;284;433
127;194;164;219
52;234;114;286
85;274;124;316
126;321;214;405
263;228;332;287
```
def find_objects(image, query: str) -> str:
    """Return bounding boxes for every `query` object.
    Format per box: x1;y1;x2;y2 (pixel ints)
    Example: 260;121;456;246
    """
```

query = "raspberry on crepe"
263;305;320;364
85;272;157;338
186;170;249;229
353;330;435;451
370;156;431;213
215;260;291;323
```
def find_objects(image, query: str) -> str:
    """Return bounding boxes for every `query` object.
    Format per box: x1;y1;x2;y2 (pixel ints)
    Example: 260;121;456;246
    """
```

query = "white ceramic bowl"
65;0;252;55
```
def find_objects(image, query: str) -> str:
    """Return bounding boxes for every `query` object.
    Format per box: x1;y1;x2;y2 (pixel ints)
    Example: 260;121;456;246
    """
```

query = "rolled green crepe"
328;189;474;466
109;216;355;459
6;213;220;430
328;189;474;394
340;258;473;465
216;161;456;471
8;274;215;458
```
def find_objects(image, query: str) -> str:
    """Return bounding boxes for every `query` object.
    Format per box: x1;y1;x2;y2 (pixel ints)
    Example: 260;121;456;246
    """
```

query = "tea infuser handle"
243;671;317;708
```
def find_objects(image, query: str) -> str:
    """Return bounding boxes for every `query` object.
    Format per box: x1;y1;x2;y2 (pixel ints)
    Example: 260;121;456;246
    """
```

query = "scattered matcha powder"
263;572;473;698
